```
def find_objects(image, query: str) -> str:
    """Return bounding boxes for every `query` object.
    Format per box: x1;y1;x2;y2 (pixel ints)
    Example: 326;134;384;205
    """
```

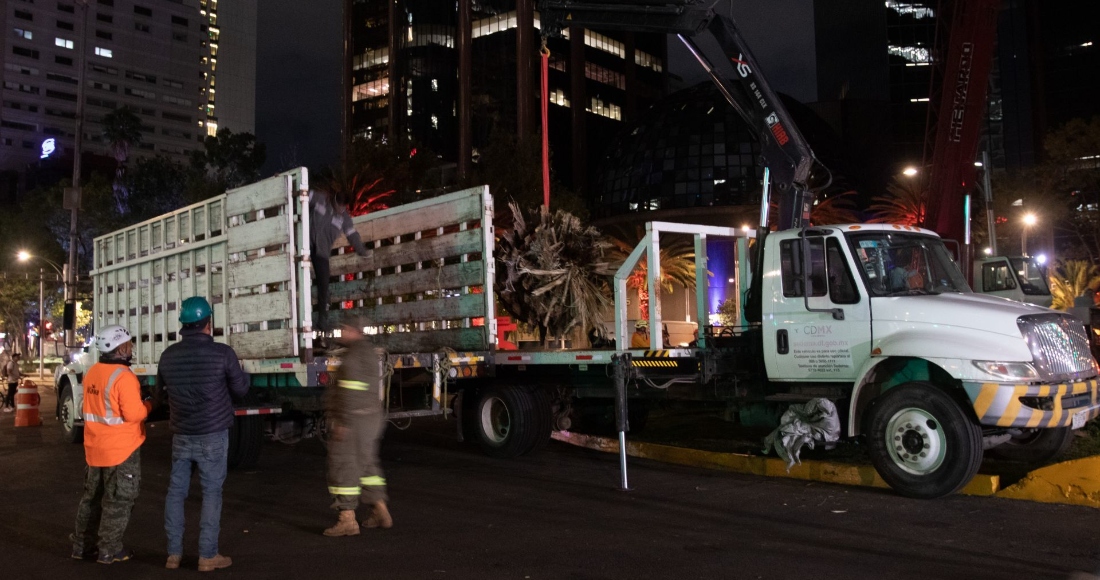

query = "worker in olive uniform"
323;322;392;536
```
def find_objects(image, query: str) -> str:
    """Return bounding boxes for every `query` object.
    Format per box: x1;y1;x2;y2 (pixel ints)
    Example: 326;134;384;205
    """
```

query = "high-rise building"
1;0;209;173
199;0;256;136
347;0;667;194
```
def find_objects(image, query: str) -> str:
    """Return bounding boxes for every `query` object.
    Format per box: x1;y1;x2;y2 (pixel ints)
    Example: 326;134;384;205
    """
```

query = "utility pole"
65;0;90;348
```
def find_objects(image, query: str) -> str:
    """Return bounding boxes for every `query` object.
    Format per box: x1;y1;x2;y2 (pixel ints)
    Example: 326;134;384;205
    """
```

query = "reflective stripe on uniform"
359;476;386;487
101;367;126;420
328;486;360;496
83;412;125;426
338;380;369;391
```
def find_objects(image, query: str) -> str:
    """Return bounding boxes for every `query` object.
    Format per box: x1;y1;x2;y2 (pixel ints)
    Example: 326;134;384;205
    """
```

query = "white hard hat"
95;325;133;353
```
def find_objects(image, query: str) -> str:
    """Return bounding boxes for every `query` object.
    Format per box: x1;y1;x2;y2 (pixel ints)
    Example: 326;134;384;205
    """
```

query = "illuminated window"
885;1;935;18
585;62;625;89
95;47;113;58
635;50;663;72
352;78;389;102
585;30;624;58
13;28;33;40
588;97;621;121
888;45;931;63
549;88;570;108
55;37;75;49
353;47;389;70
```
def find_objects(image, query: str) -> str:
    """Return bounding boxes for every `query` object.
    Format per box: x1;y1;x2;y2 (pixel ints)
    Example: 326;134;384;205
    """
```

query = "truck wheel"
228;415;264;469
988;428;1074;465
59;384;84;444
867;382;983;499
473;385;551;458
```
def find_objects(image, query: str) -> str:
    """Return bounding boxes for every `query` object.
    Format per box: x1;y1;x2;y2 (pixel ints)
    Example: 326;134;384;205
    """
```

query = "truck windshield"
1009;257;1051;296
846;232;972;297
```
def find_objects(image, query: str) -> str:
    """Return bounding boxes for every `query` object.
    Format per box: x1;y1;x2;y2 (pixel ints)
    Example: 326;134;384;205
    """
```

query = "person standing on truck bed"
157;296;249;572
322;321;393;537
70;325;153;564
310;189;370;350
631;319;650;349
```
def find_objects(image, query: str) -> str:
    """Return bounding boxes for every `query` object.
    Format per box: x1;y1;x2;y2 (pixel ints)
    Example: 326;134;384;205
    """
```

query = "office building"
199;0;256;135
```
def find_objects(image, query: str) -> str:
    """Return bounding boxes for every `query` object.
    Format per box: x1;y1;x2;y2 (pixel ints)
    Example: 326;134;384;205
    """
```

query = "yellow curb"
996;456;1100;508
552;431;1000;496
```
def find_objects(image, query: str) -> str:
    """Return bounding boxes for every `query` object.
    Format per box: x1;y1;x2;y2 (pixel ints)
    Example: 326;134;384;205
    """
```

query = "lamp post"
1021;213;1037;257
18;252;64;378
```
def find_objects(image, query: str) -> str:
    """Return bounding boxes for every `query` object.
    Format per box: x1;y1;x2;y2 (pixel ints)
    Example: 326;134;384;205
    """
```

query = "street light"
17;251;64;378
1021;213;1038;257
902;166;919;177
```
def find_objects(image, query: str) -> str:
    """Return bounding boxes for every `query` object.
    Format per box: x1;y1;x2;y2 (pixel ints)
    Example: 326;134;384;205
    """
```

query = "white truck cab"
972;255;1053;307
757;224;1099;497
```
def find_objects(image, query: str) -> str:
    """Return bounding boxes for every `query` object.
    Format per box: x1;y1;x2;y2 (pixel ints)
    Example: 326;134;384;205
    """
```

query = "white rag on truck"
762;398;841;470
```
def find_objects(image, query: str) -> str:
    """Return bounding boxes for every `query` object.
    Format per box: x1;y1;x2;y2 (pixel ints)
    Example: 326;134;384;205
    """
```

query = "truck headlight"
972;361;1040;381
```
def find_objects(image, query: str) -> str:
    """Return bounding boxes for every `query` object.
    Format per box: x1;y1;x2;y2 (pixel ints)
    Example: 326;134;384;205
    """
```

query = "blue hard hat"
179;296;212;324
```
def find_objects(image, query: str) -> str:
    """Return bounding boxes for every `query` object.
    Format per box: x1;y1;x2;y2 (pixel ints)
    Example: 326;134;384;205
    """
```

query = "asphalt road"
2;387;1099;580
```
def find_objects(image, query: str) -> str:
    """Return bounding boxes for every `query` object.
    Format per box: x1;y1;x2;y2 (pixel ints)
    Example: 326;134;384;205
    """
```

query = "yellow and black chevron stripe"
642;350;670;357
969;379;1100;428
631;359;679;368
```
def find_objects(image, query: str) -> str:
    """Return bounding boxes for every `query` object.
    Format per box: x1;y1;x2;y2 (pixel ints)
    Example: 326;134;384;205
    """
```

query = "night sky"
254;0;816;176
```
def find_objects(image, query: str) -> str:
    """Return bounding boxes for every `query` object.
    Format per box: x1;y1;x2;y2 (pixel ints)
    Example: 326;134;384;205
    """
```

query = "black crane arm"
539;0;819;229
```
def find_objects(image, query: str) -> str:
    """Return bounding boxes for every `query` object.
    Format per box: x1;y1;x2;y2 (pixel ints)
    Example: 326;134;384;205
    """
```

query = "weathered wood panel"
329;229;483;277
345;186;485;247
364;327;489;354
230;328;296;360
327;261;483;302
227;254;293;288
227;217;289;254
226;174;291;217
227;291;292;325
330;293;485;326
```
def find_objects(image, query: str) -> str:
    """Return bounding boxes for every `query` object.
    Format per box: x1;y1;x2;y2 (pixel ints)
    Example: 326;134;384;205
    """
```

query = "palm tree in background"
1049;259;1100;310
319;168;393;218
867;177;927;226
810;190;862;225
101;106;143;213
606;225;698;319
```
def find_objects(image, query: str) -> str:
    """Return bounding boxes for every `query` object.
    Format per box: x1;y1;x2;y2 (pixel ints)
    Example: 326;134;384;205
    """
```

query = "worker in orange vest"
70;325;152;564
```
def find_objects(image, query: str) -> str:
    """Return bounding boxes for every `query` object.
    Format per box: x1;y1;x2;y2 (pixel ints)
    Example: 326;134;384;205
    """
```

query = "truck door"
763;234;872;382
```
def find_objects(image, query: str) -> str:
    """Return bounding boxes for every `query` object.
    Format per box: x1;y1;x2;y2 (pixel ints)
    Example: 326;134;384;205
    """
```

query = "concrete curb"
996;456;1100;509
552;431;1001;497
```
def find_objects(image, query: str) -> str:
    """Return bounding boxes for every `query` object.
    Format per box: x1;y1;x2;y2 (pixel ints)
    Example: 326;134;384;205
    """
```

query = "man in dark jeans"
157;296;249;572
309;189;369;350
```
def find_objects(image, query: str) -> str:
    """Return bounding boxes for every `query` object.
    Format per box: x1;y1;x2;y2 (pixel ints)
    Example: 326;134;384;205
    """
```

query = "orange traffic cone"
14;379;41;427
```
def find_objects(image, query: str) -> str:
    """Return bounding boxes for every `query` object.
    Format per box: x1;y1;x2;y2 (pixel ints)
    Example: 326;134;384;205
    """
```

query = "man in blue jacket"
158;297;249;572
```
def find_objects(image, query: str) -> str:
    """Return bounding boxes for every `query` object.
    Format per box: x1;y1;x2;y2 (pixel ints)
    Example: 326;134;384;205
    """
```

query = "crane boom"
539;0;819;230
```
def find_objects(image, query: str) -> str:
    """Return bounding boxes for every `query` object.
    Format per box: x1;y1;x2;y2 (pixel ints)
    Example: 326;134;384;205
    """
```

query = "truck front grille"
1018;314;1098;382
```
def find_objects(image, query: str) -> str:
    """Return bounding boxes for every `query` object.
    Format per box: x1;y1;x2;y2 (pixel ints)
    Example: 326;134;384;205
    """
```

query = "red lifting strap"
540;45;550;210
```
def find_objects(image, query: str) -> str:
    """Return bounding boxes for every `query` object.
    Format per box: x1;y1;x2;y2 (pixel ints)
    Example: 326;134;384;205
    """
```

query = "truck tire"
988;427;1074;465
867;382;983;499
59;384;84;444
473;385;551;458
228;415;264;469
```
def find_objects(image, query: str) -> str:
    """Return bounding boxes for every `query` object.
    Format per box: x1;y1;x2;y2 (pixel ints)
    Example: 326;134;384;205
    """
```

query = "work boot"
69;533;97;560
165;554;182;569
197;554;232;572
96;547;134;564
363;501;393;529
323;509;360;537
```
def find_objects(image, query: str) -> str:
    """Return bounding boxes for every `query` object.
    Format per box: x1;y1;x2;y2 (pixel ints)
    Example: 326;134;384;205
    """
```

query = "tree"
811;190;862;225
317;138;439;215
188;128;266;201
605;224;697;320
867;177;927;226
124;155;188;221
101;106;144;212
1049;259;1100;310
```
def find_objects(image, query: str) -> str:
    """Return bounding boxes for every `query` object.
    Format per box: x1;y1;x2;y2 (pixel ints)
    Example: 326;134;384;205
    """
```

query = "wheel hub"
886;408;946;475
480;396;511;444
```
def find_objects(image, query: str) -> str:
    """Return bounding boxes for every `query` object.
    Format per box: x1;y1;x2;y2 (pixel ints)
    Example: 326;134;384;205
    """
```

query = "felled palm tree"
868;177;927;226
605;225;697;319
496;203;616;345
101;106;143;213
1049;259;1100;310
